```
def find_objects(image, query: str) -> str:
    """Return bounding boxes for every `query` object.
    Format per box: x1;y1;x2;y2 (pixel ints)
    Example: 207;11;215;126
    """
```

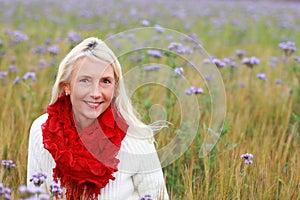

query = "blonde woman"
27;37;169;200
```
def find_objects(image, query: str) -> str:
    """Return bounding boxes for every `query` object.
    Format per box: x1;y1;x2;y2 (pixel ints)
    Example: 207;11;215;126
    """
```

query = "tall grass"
0;0;300;199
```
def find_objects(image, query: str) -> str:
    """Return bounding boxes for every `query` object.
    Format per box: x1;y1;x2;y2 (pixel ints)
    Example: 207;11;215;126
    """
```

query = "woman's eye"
103;79;111;84
80;79;89;83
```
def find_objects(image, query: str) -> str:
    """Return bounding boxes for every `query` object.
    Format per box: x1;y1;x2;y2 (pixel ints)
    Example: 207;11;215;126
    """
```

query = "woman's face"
65;56;115;129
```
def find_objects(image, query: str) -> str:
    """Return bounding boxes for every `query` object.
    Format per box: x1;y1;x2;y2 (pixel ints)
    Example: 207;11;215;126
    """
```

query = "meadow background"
0;0;300;199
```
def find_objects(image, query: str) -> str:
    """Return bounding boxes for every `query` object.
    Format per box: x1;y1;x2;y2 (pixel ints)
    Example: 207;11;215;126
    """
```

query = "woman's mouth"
84;101;102;109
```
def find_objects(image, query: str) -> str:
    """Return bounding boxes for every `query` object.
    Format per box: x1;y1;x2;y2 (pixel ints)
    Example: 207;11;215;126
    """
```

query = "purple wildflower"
235;49;246;59
144;64;161;71
67;31;81;43
1;160;16;168
29;172;47;186
174;67;184;75
154;24;164;33
13;76;20;85
139;194;153;200
242;56;260;68
0;183;11;200
141;20;150;26
279;41;297;57
23;72;37;81
19;185;43;199
50;182;63;196
185;86;204;95
168;42;193;54
31;45;47;54
147;50;162;58
48;45;60;55
241;153;254;164
256;73;267;82
8;64;17;72
293;56;300;63
13;30;28;43
204;75;213;81
212;58;226;68
0;71;8;79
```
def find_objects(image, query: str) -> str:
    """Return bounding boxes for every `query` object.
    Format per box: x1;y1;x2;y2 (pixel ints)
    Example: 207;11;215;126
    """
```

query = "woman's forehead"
73;56;114;77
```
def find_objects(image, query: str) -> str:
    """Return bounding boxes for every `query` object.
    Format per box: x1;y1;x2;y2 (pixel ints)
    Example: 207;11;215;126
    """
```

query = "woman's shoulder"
30;113;48;131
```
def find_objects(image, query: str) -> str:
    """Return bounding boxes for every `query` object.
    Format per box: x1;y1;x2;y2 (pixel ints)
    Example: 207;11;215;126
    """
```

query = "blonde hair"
51;37;161;138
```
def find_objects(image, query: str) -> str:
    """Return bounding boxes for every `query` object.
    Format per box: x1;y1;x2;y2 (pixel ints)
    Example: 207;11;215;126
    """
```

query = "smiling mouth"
84;101;103;109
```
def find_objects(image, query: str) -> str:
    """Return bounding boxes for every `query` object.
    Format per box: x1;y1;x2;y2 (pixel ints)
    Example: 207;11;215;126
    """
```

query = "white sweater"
27;114;169;200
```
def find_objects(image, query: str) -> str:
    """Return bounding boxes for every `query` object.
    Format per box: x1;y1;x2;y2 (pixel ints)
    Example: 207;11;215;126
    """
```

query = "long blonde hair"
51;37;161;138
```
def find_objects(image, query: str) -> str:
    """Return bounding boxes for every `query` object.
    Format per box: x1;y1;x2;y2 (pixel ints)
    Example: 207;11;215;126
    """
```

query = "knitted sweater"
27;114;169;200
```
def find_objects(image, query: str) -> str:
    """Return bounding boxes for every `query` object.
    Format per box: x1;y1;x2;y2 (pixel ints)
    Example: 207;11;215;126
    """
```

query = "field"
0;0;300;199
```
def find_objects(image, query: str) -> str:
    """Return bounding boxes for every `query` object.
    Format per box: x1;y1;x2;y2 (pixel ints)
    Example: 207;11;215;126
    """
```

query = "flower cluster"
1;160;16;169
279;41;297;57
256;73;267;82
50;182;63;196
147;49;163;58
19;185;50;200
242;56;260;68
138;194;153;200
29;172;47;187
168;42;193;54
0;182;11;200
241;153;254;164
185;86;204;95
174;67;184;75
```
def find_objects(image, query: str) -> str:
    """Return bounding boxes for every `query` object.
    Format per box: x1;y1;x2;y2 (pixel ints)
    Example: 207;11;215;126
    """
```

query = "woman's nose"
90;84;102;99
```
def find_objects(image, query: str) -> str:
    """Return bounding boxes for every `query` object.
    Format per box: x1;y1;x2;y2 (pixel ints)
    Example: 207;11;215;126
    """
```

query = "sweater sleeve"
27;114;55;193
121;134;169;200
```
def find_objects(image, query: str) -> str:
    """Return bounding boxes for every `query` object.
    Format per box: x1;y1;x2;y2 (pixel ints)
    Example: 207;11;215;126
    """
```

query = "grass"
0;0;300;199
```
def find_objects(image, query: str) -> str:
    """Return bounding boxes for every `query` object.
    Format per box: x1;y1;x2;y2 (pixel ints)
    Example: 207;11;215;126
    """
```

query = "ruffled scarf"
42;95;128;200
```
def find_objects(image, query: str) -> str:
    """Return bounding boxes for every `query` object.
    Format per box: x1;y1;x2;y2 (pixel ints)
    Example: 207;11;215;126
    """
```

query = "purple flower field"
0;0;299;199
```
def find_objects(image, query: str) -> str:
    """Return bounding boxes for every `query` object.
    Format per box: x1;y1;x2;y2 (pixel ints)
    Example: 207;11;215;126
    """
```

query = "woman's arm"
27;114;54;193
121;134;169;200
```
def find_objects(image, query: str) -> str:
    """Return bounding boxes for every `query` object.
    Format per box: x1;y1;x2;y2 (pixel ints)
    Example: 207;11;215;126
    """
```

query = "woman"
27;37;169;200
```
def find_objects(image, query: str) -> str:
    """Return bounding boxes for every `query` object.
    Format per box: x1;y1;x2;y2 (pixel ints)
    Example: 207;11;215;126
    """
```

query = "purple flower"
147;49;162;58
235;49;246;59
0;183;11;200
168;42;193;54
141;20;150;26
13;76;20;85
29;172;47;186
174;67;184;75
0;71;8;79
242;56;260;68
48;45;59;55
8;64;17;72
19;185;44;199
144;64;161;71
279;41;297;57
67;31;81;43
23;72;37;81
256;73;267;82
185;86;204;95
1;160;16;168
139;194;153;200
293;56;300;63
50;182;63;196
241;153;254;164
212;58;226;68
13;30;28;43
154;24;164;33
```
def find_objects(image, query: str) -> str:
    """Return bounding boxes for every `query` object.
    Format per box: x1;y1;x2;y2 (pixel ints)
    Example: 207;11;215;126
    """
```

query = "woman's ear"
64;84;71;96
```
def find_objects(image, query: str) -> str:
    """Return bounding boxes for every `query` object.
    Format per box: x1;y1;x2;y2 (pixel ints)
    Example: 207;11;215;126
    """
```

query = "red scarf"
42;95;128;200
